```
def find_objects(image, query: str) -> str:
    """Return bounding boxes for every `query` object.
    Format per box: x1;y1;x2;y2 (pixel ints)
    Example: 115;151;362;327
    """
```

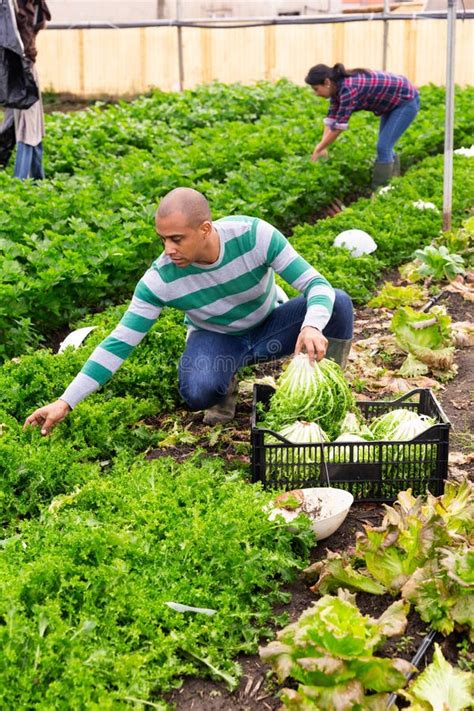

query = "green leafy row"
1;82;473;360
307;480;474;640
0;305;185;527
288;154;474;302
0;455;314;708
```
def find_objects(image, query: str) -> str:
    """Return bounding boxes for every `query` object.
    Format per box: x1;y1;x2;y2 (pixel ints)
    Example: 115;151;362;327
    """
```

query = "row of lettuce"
0;455;315;709
1;82;473;360
261;480;474;709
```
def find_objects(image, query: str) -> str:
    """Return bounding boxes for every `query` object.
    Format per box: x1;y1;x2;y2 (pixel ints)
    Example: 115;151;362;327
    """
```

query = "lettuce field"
0;81;473;709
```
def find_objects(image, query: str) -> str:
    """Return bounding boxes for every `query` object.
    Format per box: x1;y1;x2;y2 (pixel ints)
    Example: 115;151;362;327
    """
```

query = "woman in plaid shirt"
305;63;420;189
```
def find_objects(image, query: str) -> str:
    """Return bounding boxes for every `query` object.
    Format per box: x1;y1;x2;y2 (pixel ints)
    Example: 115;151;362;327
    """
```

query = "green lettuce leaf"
309;551;386;596
401;644;474;710
431;478;474;538
401;546;474;640
413;244;466;282
391;306;455;372
260;590;411;709
399;352;430;377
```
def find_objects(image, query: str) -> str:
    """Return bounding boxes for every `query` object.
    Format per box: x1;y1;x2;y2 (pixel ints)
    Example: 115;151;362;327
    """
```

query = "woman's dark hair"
304;63;369;86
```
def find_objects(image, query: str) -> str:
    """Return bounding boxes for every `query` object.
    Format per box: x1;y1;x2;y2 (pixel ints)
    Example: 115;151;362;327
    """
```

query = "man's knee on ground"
334;289;353;321
179;376;227;411
324;289;354;340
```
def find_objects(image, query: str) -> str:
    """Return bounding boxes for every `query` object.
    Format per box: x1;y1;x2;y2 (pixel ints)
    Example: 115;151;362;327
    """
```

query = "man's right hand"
23;399;71;436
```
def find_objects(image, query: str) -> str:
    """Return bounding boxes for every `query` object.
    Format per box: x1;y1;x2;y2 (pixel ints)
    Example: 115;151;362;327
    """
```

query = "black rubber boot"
325;338;352;370
371;161;394;190
202;377;239;425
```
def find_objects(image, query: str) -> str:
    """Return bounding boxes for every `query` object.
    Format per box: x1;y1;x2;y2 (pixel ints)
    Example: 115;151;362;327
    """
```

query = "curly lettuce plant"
391;305;455;377
401;545;474;640
260;589;413;710
368;282;425;310
308;480;474;598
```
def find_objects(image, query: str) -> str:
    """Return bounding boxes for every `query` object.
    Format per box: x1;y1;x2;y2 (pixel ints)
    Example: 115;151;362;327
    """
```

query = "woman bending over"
305;63;420;188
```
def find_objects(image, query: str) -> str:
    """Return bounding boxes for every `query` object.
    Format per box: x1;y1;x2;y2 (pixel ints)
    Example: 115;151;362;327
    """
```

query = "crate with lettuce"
252;354;450;500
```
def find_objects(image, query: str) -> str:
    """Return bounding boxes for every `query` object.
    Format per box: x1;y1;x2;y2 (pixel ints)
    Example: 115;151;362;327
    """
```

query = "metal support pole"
443;0;456;232
382;0;390;70
176;0;184;91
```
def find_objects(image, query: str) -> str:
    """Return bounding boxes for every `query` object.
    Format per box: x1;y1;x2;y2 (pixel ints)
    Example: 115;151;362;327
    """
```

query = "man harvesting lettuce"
25;188;353;434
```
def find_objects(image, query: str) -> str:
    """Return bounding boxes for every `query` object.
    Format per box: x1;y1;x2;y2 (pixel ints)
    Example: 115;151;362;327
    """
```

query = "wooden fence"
36;19;473;96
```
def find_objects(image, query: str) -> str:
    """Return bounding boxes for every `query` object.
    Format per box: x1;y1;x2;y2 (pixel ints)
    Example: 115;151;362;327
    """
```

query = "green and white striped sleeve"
60;269;165;408
260;220;335;331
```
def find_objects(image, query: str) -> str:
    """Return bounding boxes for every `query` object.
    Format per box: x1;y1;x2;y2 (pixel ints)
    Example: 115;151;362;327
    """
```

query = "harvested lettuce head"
261;354;355;440
339;411;374;440
400;644;474;711
277;421;328;444
370;408;436;441
391;306;455;376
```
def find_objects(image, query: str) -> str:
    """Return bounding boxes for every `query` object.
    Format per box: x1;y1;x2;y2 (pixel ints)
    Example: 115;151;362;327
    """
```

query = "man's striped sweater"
61;216;335;408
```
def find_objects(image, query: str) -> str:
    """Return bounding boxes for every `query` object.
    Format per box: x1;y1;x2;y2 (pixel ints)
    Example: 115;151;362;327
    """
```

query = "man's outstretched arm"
24;269;164;434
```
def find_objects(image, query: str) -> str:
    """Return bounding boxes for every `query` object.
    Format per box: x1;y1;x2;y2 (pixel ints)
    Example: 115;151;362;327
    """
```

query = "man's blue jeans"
179;289;353;410
376;95;420;163
14;141;45;180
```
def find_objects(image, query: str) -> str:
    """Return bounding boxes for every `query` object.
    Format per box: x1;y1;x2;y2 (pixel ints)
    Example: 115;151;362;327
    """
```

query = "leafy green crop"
368;282;425;310
413;244;466;281
1;83;473;360
0;455;314;708
402;545;474;640
260;589;413;709
0;304;186;527
400;644;474;711
308;480;474;639
260;355;355;440
391;305;455;376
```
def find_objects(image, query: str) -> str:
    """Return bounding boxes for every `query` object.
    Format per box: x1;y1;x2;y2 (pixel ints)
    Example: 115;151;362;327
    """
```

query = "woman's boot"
371;161;393;189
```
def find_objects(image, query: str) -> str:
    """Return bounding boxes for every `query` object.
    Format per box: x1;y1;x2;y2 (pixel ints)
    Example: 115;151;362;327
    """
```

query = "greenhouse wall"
36;19;473;96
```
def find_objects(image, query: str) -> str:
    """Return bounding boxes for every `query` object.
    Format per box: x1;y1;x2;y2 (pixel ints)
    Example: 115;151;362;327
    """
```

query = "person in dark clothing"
305;63;420;189
0;108;16;167
11;0;51;178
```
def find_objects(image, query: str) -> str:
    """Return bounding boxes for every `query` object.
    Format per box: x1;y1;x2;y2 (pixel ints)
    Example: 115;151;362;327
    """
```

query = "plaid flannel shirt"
324;70;418;131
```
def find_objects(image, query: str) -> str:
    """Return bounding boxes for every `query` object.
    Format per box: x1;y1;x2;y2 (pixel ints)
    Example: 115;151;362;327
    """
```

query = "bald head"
156;187;211;228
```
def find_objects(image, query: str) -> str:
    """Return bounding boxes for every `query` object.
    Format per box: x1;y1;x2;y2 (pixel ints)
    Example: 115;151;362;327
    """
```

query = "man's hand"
295;326;328;364
311;146;329;162
23;399;71;436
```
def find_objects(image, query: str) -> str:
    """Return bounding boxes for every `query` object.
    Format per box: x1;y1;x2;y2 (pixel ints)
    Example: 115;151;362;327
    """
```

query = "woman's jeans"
179;289;353;410
14;141;45;180
376;94;420;163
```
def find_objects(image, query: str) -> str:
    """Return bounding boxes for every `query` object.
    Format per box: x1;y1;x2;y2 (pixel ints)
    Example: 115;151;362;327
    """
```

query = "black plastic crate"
251;385;451;502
